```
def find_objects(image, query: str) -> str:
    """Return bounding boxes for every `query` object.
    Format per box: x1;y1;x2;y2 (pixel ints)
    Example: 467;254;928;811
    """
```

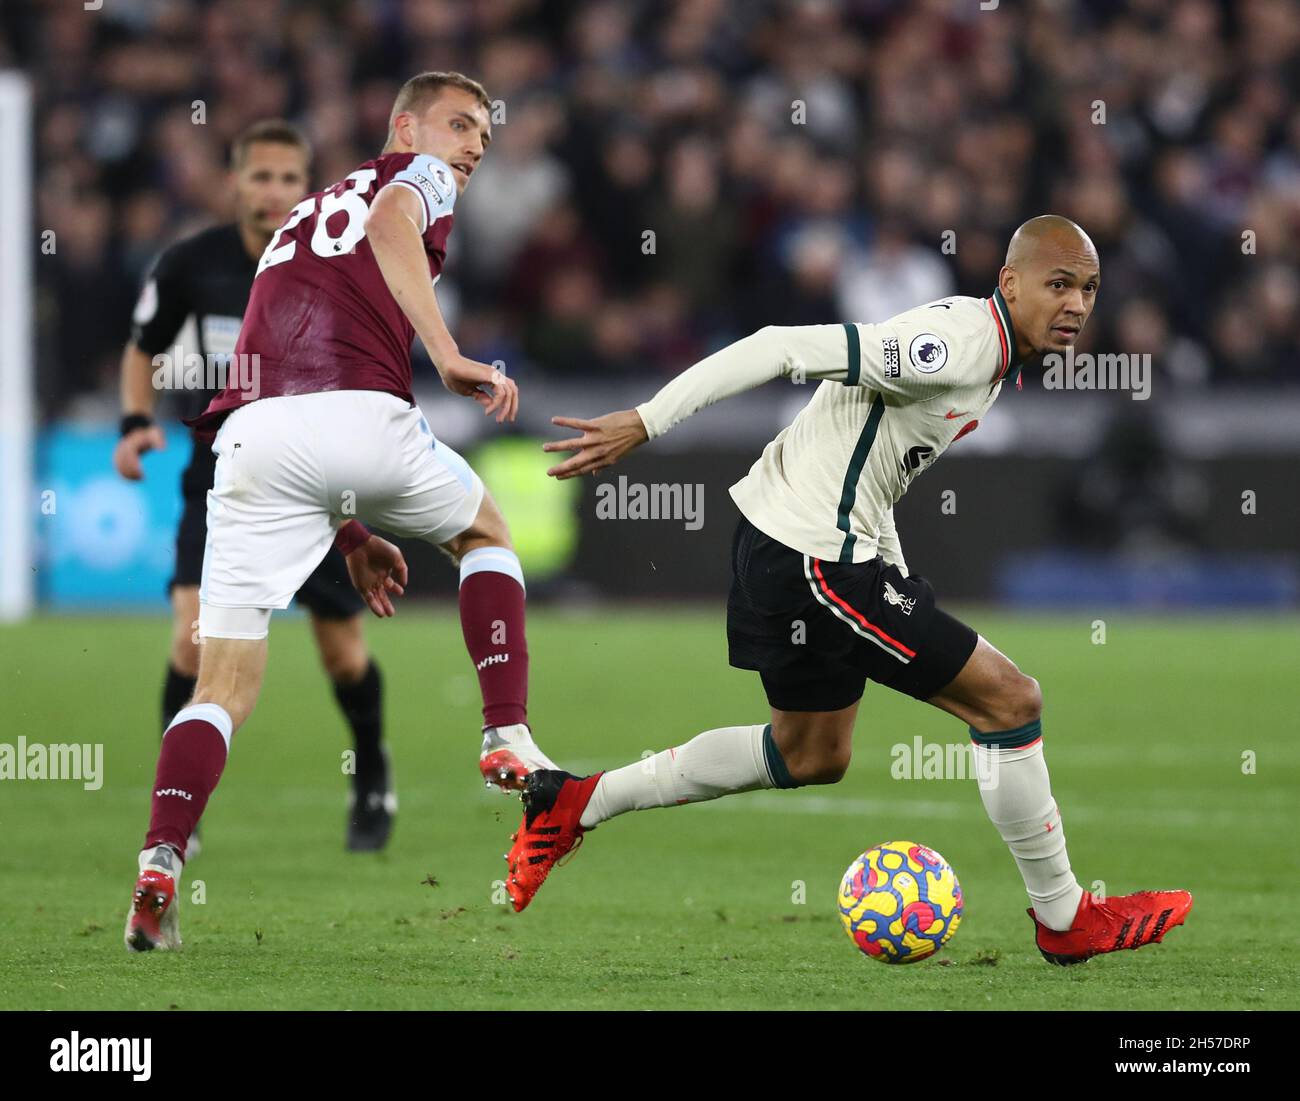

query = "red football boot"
479;724;559;793
124;844;184;952
1029;889;1192;965
505;770;602;912
124;870;182;952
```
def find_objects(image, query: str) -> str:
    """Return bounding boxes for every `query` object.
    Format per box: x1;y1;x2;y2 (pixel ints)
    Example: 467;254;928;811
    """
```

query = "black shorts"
726;516;977;712
170;440;365;620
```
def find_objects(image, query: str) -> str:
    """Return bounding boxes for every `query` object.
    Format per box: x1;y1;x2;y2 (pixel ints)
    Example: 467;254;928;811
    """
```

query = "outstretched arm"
543;410;649;479
366;183;518;423
636;323;852;438
544;323;854;479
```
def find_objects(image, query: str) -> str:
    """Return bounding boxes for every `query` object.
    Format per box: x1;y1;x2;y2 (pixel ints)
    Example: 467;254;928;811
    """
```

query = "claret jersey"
635;289;1024;571
192;152;458;432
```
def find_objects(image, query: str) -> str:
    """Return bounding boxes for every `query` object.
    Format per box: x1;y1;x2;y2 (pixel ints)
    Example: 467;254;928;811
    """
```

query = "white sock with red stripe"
972;726;1083;932
579;724;785;828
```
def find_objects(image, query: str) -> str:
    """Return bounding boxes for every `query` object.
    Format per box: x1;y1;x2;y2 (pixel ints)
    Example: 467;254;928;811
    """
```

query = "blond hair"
386;71;491;146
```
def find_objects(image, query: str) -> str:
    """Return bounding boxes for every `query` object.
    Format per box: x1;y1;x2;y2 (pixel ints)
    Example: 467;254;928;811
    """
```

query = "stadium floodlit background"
0;0;1298;1014
4;0;1299;609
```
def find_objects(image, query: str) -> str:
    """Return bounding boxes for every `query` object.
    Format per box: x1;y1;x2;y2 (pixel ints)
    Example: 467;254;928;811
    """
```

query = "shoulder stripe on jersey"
835;393;885;562
987;296;1011;381
803;556;914;663
988;287;1023;388
842;322;861;386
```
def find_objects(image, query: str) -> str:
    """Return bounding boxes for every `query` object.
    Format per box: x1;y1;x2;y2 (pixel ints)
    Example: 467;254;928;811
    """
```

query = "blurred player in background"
510;216;1192;966
124;72;559;952
114;121;396;854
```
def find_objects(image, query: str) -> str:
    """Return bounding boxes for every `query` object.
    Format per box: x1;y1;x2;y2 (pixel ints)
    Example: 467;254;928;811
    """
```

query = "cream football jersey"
635;290;1022;571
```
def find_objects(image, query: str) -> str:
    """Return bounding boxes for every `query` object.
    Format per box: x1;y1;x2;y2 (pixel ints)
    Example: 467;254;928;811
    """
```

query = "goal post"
0;71;34;621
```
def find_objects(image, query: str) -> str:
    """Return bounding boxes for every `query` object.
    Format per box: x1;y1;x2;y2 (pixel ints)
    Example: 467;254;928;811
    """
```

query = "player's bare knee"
443;515;513;564
796;745;852;786
991;672;1041;730
169;634;200;677
479;505;512;549
170;592;200;675
313;617;368;683
319;645;367;684
190;684;254;732
1024;675;1043;720
448;529;512;563
770;705;857;785
191;637;267;733
778;735;852;786
444;492;513;563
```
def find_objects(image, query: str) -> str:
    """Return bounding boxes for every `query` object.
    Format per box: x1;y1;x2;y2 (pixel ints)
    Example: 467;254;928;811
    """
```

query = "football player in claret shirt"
509;216;1193;966
125;72;558;951
115;120;396;855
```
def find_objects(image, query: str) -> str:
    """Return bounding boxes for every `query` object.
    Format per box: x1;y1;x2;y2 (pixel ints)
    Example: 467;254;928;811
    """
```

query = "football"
838;841;963;963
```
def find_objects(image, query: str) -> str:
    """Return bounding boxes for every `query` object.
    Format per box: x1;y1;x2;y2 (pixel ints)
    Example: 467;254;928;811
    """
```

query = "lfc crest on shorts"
882;580;916;616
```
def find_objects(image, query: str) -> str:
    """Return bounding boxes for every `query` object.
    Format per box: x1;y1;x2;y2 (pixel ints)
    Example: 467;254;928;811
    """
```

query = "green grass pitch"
1;609;1297;1010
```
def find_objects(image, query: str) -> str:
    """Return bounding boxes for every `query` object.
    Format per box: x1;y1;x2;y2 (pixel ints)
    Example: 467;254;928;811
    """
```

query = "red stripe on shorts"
811;558;917;659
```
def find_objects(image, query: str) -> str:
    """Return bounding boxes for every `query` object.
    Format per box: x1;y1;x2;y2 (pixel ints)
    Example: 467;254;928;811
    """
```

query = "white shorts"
199;390;484;639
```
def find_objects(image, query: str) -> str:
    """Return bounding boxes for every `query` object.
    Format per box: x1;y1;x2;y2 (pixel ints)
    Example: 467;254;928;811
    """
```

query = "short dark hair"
230;119;312;170
386;71;491;144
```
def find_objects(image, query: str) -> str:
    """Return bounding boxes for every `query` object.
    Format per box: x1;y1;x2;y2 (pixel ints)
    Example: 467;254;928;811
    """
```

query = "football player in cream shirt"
505;215;1192;966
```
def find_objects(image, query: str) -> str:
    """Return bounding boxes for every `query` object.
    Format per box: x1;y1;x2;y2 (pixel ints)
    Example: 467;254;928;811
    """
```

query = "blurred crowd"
5;0;1299;418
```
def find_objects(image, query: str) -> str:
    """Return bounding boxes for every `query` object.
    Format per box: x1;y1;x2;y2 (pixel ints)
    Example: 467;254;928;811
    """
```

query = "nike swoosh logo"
944;410;968;419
